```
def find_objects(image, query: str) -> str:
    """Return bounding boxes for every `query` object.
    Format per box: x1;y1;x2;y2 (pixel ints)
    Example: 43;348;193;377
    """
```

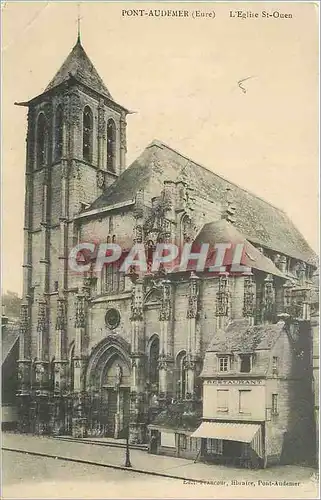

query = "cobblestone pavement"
2;433;319;499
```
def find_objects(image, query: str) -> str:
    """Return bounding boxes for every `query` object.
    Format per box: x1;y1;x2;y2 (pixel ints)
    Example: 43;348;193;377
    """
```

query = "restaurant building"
191;318;315;467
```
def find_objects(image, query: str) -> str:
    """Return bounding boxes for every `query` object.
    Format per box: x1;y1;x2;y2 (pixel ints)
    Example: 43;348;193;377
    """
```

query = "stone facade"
15;36;318;464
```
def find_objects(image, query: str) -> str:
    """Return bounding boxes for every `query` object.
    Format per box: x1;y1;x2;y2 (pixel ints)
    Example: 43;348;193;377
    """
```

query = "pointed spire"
77;3;81;44
44;34;112;99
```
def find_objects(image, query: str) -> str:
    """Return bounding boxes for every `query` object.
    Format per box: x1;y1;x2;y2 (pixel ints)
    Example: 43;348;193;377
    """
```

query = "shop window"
218;356;229;372
217;389;229;412
189;437;198;452
240;354;252;373
160;432;175;448
272;394;278;415
207;439;223;455
239;389;251;414
180;434;187;450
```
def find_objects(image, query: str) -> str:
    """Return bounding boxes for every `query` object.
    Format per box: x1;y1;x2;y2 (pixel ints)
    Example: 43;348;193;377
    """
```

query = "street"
2;451;181;499
1;433;319;499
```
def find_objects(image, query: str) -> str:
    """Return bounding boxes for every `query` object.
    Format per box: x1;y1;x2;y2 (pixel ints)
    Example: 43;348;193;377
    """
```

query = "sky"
2;1;319;296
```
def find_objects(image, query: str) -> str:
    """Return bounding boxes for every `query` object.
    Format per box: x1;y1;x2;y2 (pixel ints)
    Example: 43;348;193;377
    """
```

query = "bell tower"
15;35;130;433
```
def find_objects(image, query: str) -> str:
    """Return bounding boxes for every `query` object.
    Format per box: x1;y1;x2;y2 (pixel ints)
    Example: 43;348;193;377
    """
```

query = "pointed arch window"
83;106;93;162
36;113;48;169
55;105;64;161
176;350;187;399
181;214;192;245
107;119;116;172
149;336;160;389
102;263;125;294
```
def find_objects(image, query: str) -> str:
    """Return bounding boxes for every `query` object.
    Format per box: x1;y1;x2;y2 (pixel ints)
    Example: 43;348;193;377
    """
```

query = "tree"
2;291;22;319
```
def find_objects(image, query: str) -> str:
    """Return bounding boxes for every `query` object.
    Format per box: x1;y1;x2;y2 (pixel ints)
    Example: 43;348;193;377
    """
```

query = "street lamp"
124;426;132;468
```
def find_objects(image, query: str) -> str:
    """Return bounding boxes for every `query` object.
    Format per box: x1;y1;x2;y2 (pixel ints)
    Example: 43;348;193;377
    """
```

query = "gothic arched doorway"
86;336;131;439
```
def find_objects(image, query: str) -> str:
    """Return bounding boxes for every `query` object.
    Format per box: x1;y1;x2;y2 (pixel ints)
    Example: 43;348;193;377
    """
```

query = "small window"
240;354;252;373
109;216;114;234
218;356;229;372
239;389;251;414
54;281;59;292
272;356;278;375
272;394;278;415
207;439;223;455
217;389;229;412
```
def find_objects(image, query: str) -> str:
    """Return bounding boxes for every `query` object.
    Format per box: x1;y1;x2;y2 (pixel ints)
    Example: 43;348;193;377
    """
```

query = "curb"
2;447;202;483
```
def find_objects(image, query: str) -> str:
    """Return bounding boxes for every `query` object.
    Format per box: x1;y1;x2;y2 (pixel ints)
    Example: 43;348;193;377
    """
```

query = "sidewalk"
2;432;318;486
56;435;148;451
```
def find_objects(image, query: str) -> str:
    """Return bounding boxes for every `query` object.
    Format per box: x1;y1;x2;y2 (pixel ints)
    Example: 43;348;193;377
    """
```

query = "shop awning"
191;421;261;444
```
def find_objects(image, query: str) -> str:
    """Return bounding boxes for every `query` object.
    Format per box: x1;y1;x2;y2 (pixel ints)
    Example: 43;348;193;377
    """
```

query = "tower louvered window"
107;119;116;172
36;113;48;168
83;106;93;162
55;105;63;161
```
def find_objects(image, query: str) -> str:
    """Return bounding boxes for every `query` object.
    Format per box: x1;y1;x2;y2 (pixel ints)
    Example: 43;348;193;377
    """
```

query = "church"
15;34;318;466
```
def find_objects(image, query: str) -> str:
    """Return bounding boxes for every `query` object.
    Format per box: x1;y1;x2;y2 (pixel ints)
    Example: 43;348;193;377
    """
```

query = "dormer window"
218;356;229;372
240;354;252;373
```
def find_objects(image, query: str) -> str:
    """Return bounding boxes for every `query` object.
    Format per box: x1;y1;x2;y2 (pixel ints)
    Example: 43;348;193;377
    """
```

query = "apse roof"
206;319;285;354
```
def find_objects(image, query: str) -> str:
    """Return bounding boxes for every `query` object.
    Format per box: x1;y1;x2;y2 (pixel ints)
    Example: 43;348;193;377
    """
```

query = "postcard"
1;1;319;498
